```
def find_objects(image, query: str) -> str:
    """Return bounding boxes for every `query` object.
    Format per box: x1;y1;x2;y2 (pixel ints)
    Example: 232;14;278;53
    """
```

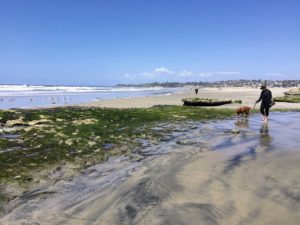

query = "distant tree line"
116;80;300;88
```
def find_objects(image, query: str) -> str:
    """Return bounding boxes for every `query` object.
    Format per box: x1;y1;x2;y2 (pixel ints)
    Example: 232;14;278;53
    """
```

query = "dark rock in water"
102;143;114;150
125;205;137;219
54;166;62;172
223;129;240;134
176;140;197;145
160;136;174;142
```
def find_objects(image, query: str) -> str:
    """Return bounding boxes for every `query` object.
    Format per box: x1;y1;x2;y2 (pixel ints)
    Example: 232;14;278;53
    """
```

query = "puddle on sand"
1;112;300;225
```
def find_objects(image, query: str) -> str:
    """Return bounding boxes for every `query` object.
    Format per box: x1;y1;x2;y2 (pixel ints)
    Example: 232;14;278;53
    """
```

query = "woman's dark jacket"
256;89;272;107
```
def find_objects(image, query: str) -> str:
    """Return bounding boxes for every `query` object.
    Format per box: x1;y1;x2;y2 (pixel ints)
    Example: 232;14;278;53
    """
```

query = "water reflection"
259;123;272;147
234;118;249;129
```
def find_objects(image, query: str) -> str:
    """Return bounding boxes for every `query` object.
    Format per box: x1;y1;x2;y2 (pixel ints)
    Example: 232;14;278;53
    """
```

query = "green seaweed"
273;96;300;103
0;110;21;124
233;100;242;104
0;106;234;184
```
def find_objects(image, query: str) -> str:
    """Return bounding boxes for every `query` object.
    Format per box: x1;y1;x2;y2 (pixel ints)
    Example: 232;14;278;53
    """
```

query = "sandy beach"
2;0;299;224
80;87;300;109
1;87;300;225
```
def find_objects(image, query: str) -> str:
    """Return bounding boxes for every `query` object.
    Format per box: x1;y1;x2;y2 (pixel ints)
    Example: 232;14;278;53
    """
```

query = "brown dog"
236;106;251;117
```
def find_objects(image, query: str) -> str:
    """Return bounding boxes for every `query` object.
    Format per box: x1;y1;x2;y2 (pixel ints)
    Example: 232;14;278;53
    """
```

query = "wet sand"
80;87;300;109
1;112;300;225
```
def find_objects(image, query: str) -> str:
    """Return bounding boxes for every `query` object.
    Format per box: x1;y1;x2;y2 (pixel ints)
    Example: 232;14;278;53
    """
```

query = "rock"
64;139;73;146
88;141;97;147
102;143;114;150
176;140;197;145
28;119;51;126
129;153;145;162
103;154;109;161
84;160;94;167
231;129;240;134
73;118;97;125
182;97;232;106
6;118;26;127
172;115;187;119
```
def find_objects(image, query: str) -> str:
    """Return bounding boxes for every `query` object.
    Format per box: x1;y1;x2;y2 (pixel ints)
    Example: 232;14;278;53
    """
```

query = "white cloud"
123;68;243;83
154;67;173;74
179;70;193;77
265;73;287;79
264;73;300;80
123;69;300;83
141;72;155;78
124;73;134;80
198;72;212;78
197;71;240;78
215;71;240;75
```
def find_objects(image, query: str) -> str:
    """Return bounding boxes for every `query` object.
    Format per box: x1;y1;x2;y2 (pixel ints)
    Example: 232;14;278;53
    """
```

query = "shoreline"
1;87;300;110
0;87;182;110
79;87;300;109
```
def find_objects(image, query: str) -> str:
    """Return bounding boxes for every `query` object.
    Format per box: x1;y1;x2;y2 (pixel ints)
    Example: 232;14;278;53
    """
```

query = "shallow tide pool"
1;112;300;225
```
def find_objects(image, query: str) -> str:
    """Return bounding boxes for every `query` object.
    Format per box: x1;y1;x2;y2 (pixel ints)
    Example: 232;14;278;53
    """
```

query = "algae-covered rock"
5;118;27;127
284;88;300;96
73;118;97;125
182;98;232;106
28;119;51;126
0;106;234;189
274;96;300;103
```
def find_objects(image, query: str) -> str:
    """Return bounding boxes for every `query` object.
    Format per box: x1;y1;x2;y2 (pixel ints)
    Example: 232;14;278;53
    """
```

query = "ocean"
0;85;178;109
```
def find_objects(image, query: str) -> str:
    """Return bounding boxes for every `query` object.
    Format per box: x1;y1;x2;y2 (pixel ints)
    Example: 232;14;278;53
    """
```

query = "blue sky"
0;0;299;85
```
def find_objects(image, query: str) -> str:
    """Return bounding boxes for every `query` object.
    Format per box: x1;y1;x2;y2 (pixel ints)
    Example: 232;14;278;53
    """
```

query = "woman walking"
256;83;273;123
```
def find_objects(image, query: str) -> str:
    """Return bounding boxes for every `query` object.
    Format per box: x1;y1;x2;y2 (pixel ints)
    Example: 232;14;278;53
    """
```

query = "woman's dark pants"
260;105;270;116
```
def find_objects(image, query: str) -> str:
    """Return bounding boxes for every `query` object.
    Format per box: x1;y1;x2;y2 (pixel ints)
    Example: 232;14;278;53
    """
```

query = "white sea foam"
0;84;176;109
0;85;164;96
